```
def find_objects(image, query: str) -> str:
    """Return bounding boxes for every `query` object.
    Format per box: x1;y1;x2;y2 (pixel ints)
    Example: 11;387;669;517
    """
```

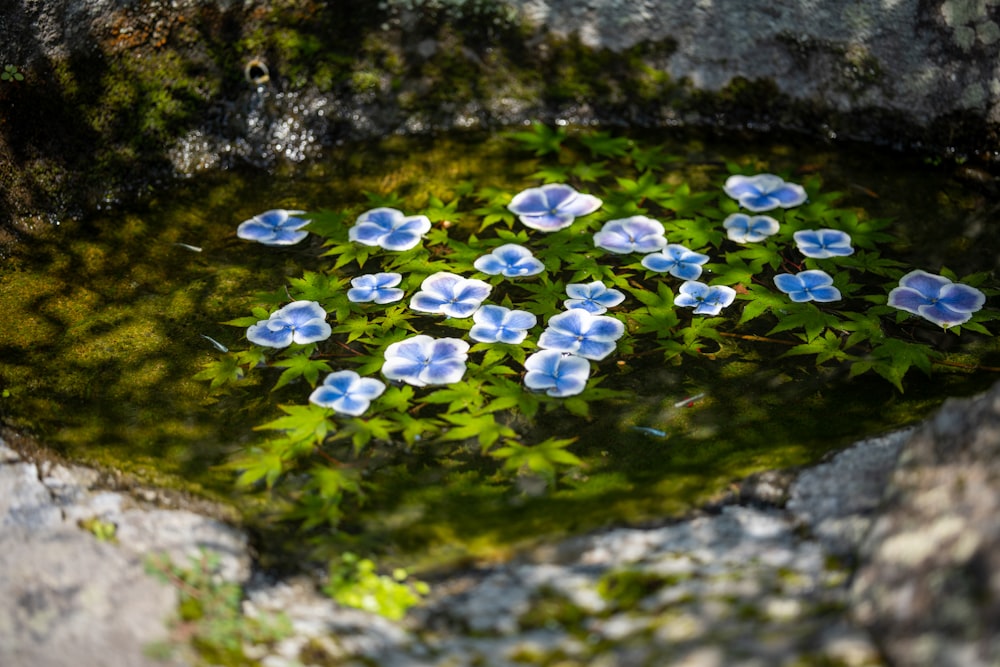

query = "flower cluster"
888;270;985;328
349;207;432;251
507;184;602;232
235;169;990;424
238;209;310;246
246;301;332;348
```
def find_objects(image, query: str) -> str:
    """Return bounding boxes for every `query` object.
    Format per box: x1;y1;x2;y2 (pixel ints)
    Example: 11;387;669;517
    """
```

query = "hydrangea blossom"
348;207;432;251
774;270;842;303
469;305;538;344
237;209;309;246
347;272;404;304
887;269;986;328
674;281;737;316
309;370;386;417
641;244;710;280
722;213;780;243
410;271;492;318
381;335;470;386
793;229;854;259
563;281;626;314
246;300;332;348
724;174;807;212
523;350;590;397
473;244;545;277
537;309;625;361
592;216;667;254
507;184;602;232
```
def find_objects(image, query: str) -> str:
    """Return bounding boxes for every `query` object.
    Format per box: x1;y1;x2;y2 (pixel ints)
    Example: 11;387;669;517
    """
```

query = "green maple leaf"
579;131;631;158
782;330;849;364
272;353;332;390
257;404;336;445
193;354;245;390
492;437;581;480
507;122;566;156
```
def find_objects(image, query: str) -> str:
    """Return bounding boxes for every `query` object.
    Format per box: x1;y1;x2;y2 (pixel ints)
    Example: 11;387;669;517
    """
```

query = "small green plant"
79;517;118;542
146;550;291;664
323;552;429;620
2;65;24;82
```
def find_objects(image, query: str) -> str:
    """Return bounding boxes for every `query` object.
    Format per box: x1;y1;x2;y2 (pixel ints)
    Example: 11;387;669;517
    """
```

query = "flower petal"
887;286;928;315
939;282;986;313
246;322;293;347
898;269;951;297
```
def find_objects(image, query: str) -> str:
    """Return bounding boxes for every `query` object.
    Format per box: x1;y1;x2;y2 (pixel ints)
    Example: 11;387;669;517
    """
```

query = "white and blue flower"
592;215;667;254
309;370;386;417
724;174;807;212
537;309;625;361
473;244;545;277
641;244;710;280
469;305;538;344
348;207;432;251
409;271;492;318
381;334;470;386
246;300;332;348
674;281;737;316
523;350;590;397
563;280;626;314
347;272;405;304
774;270;842;303
888;269;986;328
722;213;780;243
793;229;854;259
507;183;602;232
237;209;309;246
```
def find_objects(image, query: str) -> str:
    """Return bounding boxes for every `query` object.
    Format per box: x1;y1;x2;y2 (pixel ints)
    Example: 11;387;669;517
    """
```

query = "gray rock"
0;527;181;667
512;0;1000;128
0;440;249;667
788;429;910;555
852;384;1000;667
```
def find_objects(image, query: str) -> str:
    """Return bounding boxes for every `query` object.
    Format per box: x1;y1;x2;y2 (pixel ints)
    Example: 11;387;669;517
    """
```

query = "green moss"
597;569;693;611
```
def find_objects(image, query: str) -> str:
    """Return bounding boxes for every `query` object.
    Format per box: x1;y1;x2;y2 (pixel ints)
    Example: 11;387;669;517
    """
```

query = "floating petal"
523;350;590;397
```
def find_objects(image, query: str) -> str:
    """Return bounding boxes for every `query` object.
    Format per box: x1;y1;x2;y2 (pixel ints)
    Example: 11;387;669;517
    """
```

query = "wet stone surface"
6;389;1000;666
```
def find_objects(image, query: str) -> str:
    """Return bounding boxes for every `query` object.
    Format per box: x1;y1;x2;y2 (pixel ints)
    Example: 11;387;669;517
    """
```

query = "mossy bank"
4;0;1000;240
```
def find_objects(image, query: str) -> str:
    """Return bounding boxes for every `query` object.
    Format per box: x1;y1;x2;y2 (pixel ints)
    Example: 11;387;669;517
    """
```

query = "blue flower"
507;183;602;232
793;229;854;259
246;300;332;348
537;309;625;361
469;305;538;344
722;213;780;243
348;207;432;251
523;350;590;397
774;270;842;303
888;269;986;328
563;281;626;314
473;244;545;277
410;271;492;318
674;281;737;316
309;370;386;417
724;174;807;212
347;272;404;304
382;335;470;386
641;244;710;280
237;209;309;246
592;216;667;254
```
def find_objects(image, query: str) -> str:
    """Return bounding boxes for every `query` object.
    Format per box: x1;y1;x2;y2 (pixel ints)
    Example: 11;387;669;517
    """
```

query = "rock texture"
851;383;1000;667
0;441;247;667
515;0;1000;130
4;388;1000;665
2;0;1000;231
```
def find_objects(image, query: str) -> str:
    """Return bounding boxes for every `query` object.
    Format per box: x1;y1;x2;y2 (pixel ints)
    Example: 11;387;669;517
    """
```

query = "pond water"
1;127;997;570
